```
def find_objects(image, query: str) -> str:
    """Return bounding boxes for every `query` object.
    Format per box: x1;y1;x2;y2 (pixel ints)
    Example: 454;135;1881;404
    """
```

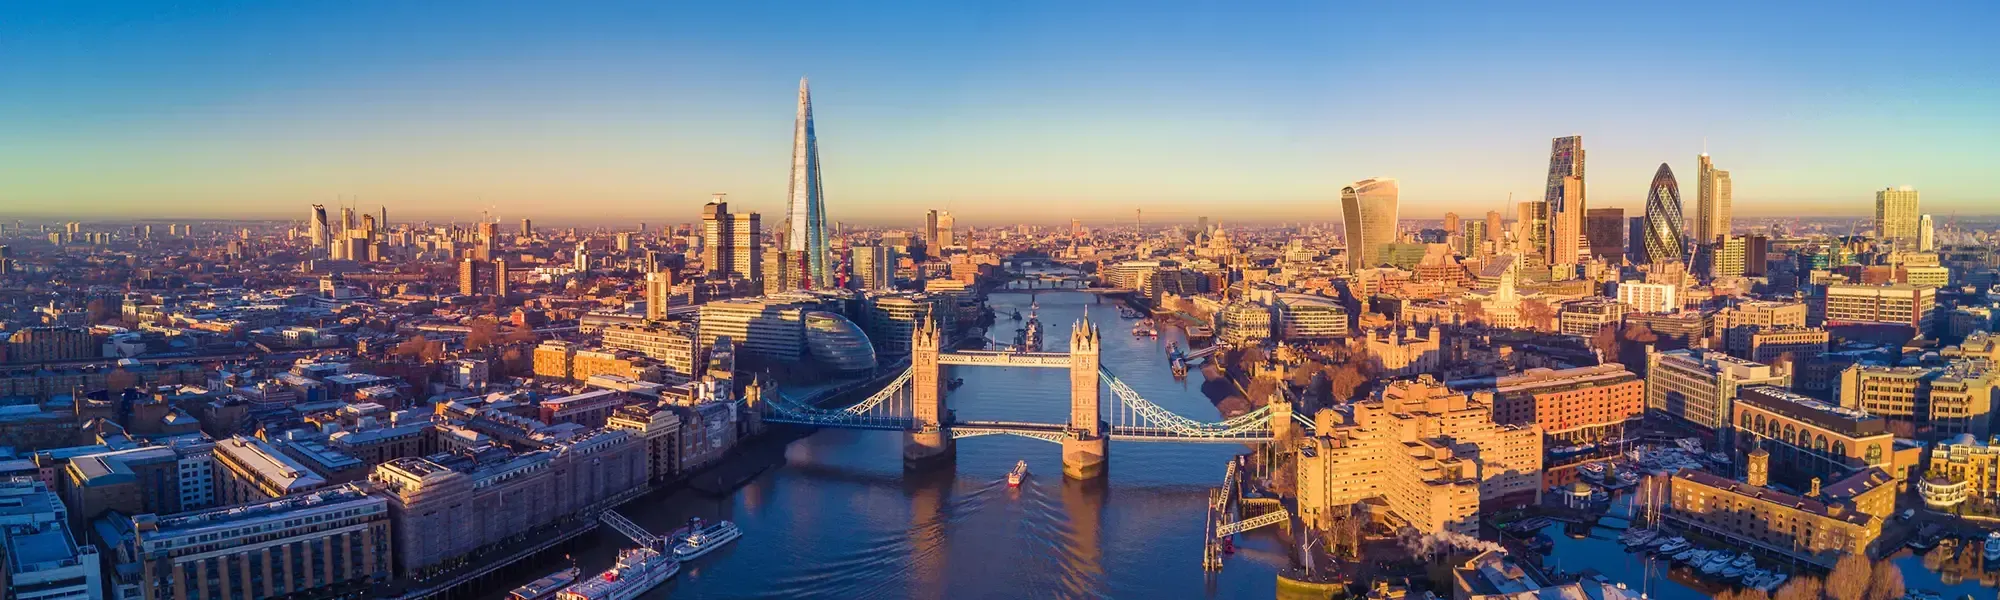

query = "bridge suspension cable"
1100;368;1274;439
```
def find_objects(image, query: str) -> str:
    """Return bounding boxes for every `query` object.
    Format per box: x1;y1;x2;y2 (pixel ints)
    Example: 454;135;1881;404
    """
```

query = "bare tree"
1824;553;1870;600
1590;324;1620;359
1773;575;1824;600
1864;559;1904;600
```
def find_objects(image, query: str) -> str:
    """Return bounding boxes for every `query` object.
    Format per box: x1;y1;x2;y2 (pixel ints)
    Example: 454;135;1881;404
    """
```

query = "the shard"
787;77;830;289
1641;163;1686;265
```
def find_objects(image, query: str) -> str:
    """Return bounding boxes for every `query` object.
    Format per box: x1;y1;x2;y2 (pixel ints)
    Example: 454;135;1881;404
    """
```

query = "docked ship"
1008;460;1029;487
556;548;678;600
1170;356;1188;378
1019;301;1044;352
509;567;580;600
672;519;743;561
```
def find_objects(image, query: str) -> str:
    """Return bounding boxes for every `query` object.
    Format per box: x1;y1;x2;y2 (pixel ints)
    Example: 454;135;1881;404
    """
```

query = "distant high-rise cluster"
1339;177;1399;271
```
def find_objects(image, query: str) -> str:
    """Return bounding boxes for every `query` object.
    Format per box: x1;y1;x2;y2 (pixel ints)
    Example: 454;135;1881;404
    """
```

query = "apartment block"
1294;377;1542;536
1489;364;1643;444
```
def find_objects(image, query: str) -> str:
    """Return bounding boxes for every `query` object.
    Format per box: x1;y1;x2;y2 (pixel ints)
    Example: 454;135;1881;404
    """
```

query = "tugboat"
510;567;580;600
1008;460;1029;487
556;548;678;600
1170;356;1188;379
672;518;743;562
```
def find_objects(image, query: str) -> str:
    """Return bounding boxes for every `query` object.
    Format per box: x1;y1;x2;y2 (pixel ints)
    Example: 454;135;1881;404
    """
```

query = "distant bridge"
755;317;1302;479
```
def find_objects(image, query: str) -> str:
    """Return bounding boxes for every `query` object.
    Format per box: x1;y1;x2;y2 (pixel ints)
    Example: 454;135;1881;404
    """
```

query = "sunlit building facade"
1340;178;1400;272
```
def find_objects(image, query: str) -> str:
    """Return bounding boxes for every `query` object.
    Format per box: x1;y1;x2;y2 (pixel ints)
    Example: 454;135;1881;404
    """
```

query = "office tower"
616;232;634;253
703;197;731;278
851;245;896;291
1550;176;1584;265
787;77;831;288
1543;136;1586;264
732;211;762;283
1517;200;1549;260
646;270;674;320
762;247;792;296
925;209;940;250
1442;212;1460;235
1876;186;1920;247
573;243;590;271
521;218;533;237
1641;163;1687;265
1485;211;1503;251
1695;153;1732;245
1743;234;1769;277
310;204;329;247
1462;220;1489;257
1584;208;1625;263
936;211;956;248
1716;235;1747;278
1340;177;1400;271
340;206;356;233
0;245;11;275
1070;219;1083;238
1918;214;1936;252
1198;216;1211;235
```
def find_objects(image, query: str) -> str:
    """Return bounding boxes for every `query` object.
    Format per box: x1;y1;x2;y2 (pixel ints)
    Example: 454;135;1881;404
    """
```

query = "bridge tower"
905;314;954;469
1064;318;1109;479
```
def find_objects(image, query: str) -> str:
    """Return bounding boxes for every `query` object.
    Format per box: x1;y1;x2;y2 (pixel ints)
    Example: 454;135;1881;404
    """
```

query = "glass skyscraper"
1642;163;1686;265
1340;177;1399;272
787;77;831;289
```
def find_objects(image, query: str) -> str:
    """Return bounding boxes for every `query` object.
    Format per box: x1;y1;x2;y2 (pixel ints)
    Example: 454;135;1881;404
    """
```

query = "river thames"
525;290;1287;598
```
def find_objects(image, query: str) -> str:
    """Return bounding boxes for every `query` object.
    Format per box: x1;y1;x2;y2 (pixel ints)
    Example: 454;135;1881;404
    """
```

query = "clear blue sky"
2;1;1994;225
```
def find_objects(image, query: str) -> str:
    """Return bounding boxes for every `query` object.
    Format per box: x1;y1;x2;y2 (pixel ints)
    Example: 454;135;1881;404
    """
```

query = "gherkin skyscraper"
787;77;831;289
1641;163;1686;265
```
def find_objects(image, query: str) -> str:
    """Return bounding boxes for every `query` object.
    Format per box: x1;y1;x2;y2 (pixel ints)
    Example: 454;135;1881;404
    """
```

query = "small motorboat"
1731;553;1756;569
1622;529;1658;549
1656;537;1690;554
1008;460;1028;487
1680;549;1712;565
1702;552;1734;575
1671;548;1698;562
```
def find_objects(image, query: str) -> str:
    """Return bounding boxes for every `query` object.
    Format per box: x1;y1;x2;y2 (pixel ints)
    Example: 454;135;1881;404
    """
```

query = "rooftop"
216;436;328;492
1736;385;1884;438
1674;470;1872;526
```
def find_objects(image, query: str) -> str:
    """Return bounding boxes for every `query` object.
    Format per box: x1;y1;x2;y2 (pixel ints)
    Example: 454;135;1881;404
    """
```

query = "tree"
1520;300;1556;331
1715;588;1773;600
1620;322;1658;344
465;317;499;352
1773;576;1823;600
1461;300;1487;326
504;326;539;345
1590;324;1620;359
1864;559;1904;600
1328;362;1368;402
1824;553;1870;600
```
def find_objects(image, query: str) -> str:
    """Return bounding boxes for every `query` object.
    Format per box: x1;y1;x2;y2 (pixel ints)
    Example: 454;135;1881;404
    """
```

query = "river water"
540;290;1284;599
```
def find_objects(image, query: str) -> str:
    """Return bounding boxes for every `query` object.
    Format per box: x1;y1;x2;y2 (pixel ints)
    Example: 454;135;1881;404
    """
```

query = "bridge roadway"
772;416;1273;444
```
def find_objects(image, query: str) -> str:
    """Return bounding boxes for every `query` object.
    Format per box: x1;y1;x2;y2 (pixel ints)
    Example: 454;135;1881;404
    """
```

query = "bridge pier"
903;428;956;470
1062;432;1108;479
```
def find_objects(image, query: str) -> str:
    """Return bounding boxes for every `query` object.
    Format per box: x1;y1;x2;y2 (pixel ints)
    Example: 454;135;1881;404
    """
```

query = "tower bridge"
754;317;1297;479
